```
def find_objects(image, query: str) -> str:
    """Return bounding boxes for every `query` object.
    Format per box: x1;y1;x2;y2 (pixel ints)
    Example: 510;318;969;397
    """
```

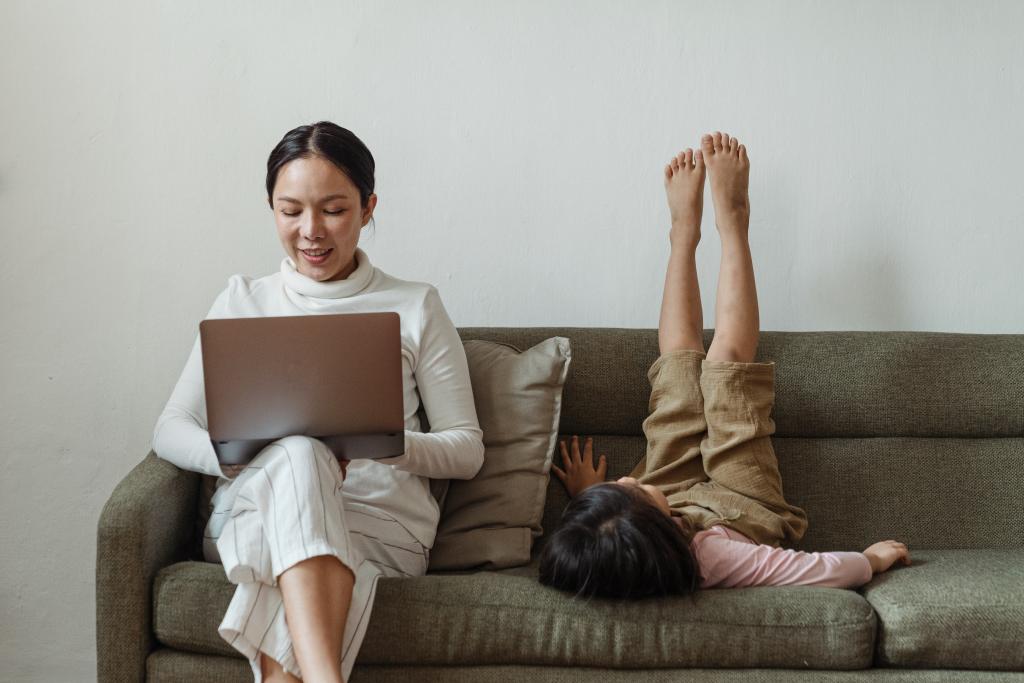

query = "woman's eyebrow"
275;194;350;204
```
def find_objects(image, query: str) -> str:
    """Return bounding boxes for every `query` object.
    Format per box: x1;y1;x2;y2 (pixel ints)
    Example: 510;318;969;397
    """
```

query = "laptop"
200;312;405;465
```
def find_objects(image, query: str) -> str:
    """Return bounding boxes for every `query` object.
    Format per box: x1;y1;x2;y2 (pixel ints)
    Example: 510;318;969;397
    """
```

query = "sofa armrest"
96;452;199;683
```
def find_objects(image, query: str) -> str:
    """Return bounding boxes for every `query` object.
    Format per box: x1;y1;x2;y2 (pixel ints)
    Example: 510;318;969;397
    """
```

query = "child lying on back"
540;133;910;599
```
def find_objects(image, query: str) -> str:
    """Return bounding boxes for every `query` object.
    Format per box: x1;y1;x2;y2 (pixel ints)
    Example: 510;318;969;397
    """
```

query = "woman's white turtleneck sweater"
152;248;485;548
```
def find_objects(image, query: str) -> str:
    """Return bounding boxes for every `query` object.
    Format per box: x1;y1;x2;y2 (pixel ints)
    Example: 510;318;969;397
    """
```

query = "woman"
153;122;484;682
542;132;910;598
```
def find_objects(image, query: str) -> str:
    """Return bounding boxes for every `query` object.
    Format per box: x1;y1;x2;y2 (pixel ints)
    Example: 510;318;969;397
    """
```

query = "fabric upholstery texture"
456;329;1024;438
154;560;876;670
147;649;249;680
148;650;1024;683
96;453;198;683
429;337;572;570
97;329;1024;681
862;549;1024;671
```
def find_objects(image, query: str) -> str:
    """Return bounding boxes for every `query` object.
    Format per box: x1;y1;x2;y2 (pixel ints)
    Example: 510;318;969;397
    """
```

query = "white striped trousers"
203;435;428;682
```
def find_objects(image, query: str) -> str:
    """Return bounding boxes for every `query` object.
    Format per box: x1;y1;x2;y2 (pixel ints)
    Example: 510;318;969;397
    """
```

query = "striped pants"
203;435;428;682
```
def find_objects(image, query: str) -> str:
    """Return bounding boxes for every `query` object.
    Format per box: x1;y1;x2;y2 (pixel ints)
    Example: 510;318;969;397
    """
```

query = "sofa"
96;328;1024;682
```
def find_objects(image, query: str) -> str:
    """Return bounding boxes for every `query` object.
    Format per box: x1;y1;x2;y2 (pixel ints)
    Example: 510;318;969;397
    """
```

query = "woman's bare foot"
701;132;750;236
664;148;705;248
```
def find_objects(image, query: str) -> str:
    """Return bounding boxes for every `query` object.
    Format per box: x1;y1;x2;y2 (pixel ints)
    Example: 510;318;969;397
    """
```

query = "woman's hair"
538;483;701;599
266;121;376;208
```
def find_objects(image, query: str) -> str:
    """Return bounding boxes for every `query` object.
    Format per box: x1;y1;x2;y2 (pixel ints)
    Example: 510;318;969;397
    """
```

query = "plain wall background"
2;1;1022;680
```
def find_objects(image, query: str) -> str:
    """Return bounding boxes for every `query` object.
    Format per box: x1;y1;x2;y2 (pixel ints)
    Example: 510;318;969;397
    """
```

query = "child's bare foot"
663;148;705;248
701;132;750;235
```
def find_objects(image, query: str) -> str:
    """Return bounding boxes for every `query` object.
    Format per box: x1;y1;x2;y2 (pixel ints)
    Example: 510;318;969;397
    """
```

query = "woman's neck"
280;248;374;300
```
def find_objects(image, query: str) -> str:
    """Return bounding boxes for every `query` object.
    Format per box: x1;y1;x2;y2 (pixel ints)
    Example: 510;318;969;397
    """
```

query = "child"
541;132;911;599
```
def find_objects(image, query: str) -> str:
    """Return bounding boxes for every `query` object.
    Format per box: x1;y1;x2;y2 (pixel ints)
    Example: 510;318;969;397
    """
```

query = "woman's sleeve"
695;531;874;589
151;289;231;479
379;286;485;480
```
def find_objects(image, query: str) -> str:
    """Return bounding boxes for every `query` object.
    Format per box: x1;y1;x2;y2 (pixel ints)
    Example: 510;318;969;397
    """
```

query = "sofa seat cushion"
862;549;1024;671
154;560;876;669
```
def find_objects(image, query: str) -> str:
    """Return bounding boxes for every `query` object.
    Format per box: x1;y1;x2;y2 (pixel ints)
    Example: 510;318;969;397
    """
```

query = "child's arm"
551;436;607;498
694;528;910;589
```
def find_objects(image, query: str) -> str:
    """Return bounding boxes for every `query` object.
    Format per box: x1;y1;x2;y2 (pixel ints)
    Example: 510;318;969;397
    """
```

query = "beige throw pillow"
428;337;572;571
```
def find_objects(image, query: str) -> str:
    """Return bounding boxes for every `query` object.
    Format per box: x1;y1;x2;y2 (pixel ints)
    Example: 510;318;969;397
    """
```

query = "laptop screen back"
200;312;404;443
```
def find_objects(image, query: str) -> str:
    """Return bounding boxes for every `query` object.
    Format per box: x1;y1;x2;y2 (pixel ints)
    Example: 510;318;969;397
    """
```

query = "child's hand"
551;436;608;498
862;540;912;573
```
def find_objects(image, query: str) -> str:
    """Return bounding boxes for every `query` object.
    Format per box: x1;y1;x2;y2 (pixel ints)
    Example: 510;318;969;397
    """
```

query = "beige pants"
630;349;808;547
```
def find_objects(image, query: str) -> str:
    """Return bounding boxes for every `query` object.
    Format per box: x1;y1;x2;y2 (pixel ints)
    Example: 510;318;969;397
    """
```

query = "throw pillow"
428;337;571;570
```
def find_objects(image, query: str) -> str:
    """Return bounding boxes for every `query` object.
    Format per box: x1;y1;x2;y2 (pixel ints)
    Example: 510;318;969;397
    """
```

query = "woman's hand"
862;540;912;573
551;435;608;498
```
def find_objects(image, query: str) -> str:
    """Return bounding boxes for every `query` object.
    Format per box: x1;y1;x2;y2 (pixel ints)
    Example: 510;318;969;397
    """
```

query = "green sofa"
97;329;1024;681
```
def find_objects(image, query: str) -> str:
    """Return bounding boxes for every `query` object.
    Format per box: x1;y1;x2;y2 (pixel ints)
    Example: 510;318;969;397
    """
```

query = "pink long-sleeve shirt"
690;525;874;589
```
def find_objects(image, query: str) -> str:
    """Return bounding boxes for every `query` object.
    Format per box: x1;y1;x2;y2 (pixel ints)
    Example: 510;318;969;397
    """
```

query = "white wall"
2;1;1022;679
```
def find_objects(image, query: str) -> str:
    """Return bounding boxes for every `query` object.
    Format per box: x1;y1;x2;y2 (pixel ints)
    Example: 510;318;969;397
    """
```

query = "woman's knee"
254;436;342;481
272;435;335;463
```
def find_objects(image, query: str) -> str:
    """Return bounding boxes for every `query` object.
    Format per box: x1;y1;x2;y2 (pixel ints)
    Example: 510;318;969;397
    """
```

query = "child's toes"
738;144;748;163
713;131;724;151
665;163;674;180
701;134;715;158
683;148;693;168
694;148;704;168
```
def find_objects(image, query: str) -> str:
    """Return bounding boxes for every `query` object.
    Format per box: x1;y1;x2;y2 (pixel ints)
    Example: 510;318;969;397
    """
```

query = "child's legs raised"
634;350;709;495
694;132;806;545
632;148;709;490
699;360;807;546
704;130;758;365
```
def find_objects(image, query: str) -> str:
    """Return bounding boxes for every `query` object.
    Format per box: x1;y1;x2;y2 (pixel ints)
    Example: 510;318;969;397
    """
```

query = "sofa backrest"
194;328;1024;561
458;328;1024;553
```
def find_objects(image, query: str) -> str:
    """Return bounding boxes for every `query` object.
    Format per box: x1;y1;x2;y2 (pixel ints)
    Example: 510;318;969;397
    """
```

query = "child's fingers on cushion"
559;441;572;469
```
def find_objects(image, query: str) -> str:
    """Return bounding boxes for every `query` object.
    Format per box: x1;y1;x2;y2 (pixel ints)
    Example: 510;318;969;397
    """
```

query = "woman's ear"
362;193;378;226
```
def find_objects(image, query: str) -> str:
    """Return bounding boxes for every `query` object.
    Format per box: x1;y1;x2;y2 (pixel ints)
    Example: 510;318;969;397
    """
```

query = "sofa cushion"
862;549;1024;671
154;560;876;669
429;337;571;570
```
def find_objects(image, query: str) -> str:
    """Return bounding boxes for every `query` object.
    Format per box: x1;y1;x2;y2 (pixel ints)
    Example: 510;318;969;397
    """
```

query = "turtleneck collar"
280;247;375;300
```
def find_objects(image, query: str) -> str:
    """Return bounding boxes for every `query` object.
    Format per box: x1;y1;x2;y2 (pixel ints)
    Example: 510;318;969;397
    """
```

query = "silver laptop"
200;312;405;465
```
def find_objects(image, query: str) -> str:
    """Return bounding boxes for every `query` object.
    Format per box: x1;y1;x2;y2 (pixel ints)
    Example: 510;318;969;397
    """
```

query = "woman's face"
270;155;377;282
616;477;672;516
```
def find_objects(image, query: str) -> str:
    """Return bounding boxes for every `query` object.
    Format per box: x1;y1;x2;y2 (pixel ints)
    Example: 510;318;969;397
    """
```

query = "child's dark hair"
538;483;701;599
266;121;376;208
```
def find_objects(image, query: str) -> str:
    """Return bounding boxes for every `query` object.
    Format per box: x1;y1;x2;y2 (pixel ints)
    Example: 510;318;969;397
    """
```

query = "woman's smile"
300;247;334;265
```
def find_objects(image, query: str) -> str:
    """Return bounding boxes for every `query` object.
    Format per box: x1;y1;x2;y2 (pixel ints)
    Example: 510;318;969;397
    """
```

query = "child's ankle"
715;219;749;243
669;222;701;250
